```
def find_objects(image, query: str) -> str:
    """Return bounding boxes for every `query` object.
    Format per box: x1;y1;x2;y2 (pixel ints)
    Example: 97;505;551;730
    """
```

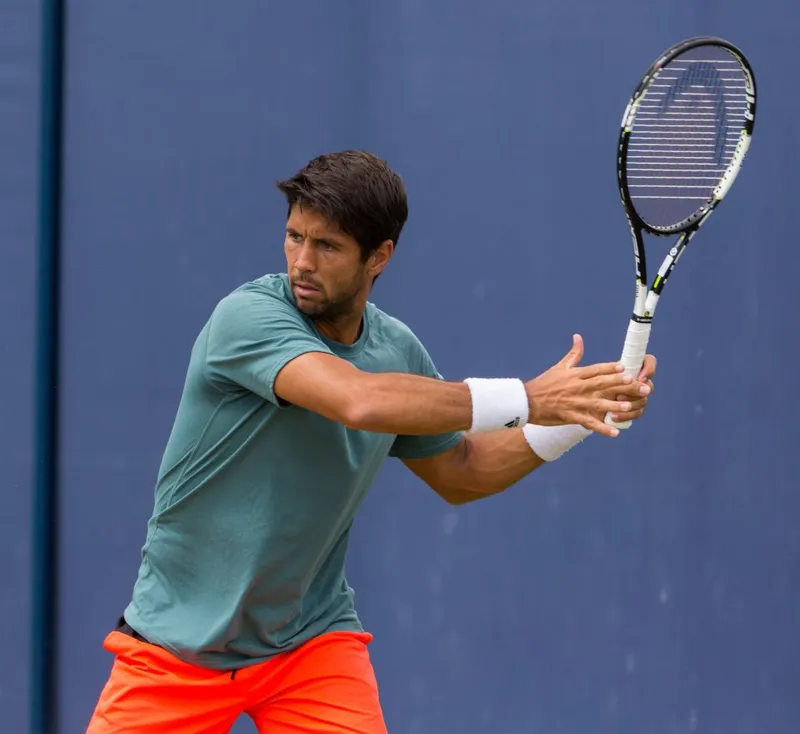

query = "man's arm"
402;431;545;505
274;337;646;438
274;352;475;434
400;355;658;505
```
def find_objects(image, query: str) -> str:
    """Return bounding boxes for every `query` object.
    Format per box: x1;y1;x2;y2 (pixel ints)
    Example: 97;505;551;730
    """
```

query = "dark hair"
276;150;408;261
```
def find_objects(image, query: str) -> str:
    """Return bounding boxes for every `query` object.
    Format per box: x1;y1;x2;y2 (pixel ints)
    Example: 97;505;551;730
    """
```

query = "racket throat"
633;288;662;322
632;280;655;322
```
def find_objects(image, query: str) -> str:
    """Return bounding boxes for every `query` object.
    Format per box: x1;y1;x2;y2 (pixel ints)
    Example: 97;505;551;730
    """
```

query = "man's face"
284;205;370;321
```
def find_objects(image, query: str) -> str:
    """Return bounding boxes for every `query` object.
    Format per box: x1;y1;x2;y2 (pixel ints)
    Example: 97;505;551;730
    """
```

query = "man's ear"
369;239;394;278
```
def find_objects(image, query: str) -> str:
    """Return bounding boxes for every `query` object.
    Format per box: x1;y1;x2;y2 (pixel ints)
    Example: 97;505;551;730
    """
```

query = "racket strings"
625;46;749;228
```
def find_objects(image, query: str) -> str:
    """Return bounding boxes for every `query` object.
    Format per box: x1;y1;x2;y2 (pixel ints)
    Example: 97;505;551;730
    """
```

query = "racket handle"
605;319;652;430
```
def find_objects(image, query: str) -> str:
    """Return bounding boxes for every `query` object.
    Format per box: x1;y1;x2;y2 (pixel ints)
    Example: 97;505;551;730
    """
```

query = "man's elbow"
431;440;482;504
340;394;383;432
313;373;378;430
437;487;482;505
338;377;400;433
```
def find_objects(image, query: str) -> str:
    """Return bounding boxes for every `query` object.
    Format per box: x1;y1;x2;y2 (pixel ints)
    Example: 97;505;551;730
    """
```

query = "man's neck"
313;309;365;345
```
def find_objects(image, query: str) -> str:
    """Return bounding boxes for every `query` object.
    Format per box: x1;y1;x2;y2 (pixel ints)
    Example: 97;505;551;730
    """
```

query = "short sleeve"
389;337;463;460
204;287;332;405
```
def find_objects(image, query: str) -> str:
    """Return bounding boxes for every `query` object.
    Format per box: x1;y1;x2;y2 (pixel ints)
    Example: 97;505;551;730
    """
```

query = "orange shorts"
86;628;387;734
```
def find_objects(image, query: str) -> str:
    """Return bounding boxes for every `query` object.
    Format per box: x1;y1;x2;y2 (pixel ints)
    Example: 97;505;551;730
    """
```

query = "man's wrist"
463;378;528;433
522;423;591;461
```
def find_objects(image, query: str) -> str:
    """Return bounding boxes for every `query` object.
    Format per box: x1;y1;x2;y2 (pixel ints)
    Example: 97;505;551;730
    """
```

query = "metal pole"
31;0;65;730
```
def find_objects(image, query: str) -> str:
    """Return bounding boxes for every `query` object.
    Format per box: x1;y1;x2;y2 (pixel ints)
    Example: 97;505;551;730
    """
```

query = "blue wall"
0;1;41;732
3;1;798;732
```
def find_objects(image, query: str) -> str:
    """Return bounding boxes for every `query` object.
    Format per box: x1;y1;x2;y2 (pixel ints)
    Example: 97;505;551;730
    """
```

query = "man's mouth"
293;281;320;295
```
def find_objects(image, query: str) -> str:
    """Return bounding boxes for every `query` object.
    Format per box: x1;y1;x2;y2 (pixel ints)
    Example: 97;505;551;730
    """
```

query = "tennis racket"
606;36;757;429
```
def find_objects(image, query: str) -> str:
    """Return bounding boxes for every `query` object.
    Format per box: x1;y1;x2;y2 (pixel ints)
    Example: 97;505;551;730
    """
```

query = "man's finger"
615;392;650;406
616;395;648;412
576;361;626;379
609;407;646;423
580;415;621;438
595;398;634;415
589;373;651;395
638;354;657;381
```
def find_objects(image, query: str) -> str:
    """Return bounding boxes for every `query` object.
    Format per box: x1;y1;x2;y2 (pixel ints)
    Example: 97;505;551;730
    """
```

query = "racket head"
618;37;757;236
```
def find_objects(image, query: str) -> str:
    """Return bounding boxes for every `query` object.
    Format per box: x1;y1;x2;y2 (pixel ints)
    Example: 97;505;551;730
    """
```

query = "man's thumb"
561;333;584;368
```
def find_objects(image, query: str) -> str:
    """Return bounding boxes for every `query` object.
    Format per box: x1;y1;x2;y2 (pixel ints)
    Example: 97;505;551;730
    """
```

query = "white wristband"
523;423;591;462
464;378;528;433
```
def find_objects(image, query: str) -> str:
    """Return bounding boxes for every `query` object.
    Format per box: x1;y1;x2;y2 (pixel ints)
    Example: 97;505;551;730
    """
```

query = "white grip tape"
605;319;652;430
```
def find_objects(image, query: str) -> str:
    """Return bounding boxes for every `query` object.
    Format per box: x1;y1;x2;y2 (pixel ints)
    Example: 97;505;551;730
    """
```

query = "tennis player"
86;150;656;734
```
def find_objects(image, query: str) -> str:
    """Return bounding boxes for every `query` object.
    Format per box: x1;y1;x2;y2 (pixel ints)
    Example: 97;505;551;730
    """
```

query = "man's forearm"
437;430;547;505
275;352;478;435
348;372;475;434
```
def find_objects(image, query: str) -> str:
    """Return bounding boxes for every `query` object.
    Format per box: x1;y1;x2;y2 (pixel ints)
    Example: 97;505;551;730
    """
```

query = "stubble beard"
293;270;366;324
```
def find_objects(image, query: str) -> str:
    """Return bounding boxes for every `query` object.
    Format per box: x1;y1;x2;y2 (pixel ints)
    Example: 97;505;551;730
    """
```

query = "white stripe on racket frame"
714;131;752;200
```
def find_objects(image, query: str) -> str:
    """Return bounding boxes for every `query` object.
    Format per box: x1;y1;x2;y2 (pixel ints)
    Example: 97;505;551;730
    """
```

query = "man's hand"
606;353;657;425
524;334;652;437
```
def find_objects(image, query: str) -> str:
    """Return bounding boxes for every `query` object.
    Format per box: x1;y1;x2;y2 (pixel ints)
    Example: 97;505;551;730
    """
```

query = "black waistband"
116;616;150;644
115;616;239;679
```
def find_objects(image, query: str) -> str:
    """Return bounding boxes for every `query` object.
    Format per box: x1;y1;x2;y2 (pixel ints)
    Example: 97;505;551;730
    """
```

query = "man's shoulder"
212;273;295;316
228;272;291;302
366;302;433;368
367;302;419;344
202;273;309;345
367;303;444;378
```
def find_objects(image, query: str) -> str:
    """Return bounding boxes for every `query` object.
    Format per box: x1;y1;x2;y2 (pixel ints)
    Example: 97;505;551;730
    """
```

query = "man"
87;150;655;733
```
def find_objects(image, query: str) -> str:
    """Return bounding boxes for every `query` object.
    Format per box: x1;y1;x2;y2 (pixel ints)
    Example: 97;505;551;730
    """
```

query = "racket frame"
619;35;757;324
607;36;757;429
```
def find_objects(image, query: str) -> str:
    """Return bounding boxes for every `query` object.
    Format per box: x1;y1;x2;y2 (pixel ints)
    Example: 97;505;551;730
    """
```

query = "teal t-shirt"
124;273;462;669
